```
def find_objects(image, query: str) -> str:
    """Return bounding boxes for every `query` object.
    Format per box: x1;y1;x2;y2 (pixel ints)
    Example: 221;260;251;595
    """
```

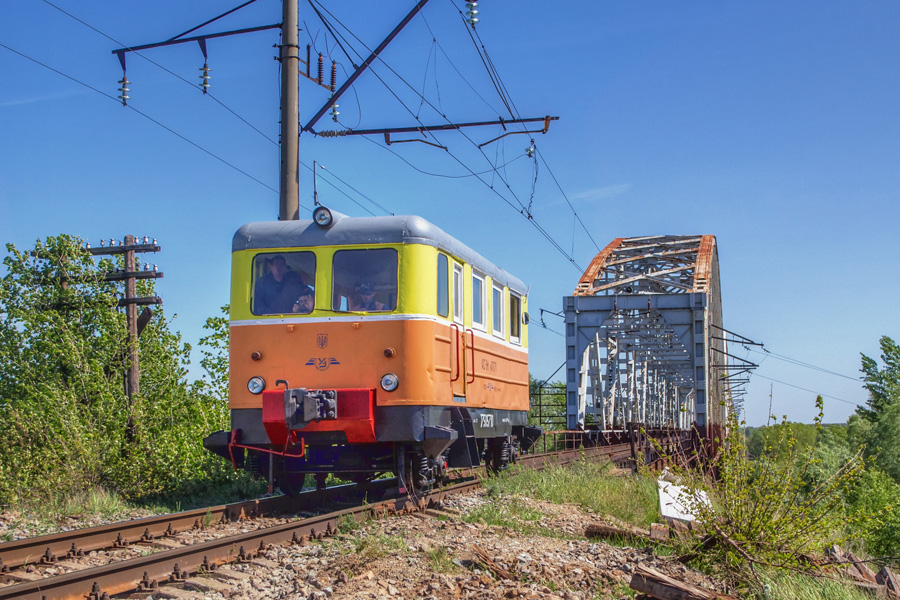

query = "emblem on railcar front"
306;357;340;371
317;333;328;349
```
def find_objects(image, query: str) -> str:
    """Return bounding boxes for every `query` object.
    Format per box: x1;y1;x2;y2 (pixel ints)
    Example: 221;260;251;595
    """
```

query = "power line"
746;347;859;382
535;147;602;253
751;373;859;407
0;41;279;196
309;1;583;270
40;0;278;147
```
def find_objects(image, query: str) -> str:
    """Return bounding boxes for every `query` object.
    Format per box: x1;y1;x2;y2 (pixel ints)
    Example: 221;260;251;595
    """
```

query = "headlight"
312;205;334;228
247;376;266;395
380;373;399;392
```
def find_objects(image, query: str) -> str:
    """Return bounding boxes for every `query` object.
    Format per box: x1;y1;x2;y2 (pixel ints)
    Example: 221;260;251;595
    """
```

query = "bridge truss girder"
564;235;730;431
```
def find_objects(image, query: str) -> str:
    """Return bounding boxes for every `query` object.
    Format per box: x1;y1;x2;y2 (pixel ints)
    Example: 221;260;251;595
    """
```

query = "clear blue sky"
2;1;898;426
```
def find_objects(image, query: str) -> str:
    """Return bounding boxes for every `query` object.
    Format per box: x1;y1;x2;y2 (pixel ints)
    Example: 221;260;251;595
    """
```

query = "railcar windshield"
332;248;398;312
251;251;316;315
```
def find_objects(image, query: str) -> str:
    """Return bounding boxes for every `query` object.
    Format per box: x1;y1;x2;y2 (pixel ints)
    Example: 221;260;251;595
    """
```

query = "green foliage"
0;236;235;508
843;466;900;559
528;376;566;429
855;336;900;482
671;407;864;586
746;421;819;460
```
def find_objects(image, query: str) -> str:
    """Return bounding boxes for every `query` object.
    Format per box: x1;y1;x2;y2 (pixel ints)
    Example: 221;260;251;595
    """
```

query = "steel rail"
0;443;632;600
0;479;396;572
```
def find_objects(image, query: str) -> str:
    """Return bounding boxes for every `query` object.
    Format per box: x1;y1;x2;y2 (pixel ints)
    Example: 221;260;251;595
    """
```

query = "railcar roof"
233;213;527;293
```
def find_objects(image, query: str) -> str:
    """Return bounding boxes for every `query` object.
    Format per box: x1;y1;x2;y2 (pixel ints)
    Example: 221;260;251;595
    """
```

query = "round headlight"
380;373;399;392
247;376;266;395
312;205;334;228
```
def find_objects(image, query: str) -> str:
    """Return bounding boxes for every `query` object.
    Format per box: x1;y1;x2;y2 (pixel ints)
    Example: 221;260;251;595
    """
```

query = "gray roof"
233;212;527;293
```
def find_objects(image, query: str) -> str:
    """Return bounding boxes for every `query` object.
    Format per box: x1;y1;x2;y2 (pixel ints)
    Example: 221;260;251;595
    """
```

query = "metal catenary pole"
280;0;300;221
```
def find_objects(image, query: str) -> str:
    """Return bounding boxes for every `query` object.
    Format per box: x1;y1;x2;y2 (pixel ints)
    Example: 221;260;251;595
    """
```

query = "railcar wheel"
486;437;512;474
276;473;306;496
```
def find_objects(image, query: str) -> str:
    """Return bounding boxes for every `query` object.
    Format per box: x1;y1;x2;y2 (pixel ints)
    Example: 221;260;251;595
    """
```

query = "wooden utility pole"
89;237;163;402
124;235;140;397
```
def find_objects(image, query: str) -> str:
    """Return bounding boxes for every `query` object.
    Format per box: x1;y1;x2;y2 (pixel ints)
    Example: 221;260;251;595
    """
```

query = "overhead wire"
307;0;532;213
308;0;583;270
750;373;859;407
39;0;387;218
0;41;278;195
746;347;859;382
39;0;279;148
315;164;394;215
418;11;503;118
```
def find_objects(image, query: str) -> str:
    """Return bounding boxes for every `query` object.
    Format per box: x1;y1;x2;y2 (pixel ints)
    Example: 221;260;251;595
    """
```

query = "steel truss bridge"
561;235;758;435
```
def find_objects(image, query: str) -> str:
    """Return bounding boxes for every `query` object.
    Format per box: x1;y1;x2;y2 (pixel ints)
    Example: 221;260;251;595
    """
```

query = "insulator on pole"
317;53;324;85
118;75;131;106
199;63;212;94
330;103;340;122
465;2;479;26
330;61;337;92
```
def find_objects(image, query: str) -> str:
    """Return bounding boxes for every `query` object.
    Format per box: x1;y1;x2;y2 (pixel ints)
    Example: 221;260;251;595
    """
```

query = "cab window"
332;248;398;312
251;252;316;315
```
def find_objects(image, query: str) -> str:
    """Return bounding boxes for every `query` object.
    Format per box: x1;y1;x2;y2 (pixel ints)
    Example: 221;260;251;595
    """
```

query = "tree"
858;336;900;422
855;336;900;482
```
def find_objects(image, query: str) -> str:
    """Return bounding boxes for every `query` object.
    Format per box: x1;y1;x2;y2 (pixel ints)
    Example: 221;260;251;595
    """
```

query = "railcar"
204;206;540;495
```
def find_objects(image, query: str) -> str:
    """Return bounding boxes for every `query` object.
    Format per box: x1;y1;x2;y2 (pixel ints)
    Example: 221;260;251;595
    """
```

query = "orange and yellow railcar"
205;207;539;494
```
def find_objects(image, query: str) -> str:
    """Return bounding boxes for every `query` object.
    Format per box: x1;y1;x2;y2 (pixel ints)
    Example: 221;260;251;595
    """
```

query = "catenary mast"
279;0;300;221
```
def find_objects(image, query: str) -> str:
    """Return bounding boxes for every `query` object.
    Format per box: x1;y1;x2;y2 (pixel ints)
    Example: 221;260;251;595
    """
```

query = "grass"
15;486;131;523
425;544;458;573
348;530;408;559
754;569;874;600
462;495;556;537
480;457;659;530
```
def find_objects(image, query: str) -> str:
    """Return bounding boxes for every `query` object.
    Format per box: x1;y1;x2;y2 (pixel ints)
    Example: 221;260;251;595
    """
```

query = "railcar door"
450;261;468;399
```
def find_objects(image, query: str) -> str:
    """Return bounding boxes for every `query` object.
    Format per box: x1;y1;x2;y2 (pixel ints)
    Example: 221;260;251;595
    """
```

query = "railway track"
0;443;632;600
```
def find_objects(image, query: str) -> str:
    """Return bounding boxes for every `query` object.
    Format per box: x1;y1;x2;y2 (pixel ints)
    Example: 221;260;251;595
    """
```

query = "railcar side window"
453;263;463;323
472;272;485;330
492;283;504;338
509;292;522;344
437;254;449;317
251;252;316;315
332;248;398;312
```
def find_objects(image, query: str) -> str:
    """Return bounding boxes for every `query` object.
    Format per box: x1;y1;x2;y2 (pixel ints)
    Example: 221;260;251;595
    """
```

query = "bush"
0;236;235;507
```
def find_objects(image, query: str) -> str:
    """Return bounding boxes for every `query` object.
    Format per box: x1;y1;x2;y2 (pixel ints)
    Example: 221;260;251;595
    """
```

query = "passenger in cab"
291;285;314;314
351;283;386;311
255;255;303;314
